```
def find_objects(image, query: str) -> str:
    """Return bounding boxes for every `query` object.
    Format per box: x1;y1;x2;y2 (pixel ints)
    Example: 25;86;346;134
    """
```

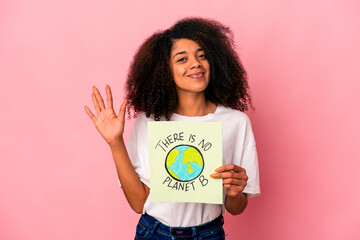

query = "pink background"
1;0;359;239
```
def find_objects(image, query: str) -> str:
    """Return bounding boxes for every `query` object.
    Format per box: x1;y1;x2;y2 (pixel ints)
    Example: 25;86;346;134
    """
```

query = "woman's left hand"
210;164;248;198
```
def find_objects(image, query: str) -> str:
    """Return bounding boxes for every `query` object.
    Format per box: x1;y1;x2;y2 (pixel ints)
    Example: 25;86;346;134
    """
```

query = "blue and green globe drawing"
165;145;204;182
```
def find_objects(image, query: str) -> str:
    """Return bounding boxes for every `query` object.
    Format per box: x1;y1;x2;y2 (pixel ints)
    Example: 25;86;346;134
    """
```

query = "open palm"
84;85;127;146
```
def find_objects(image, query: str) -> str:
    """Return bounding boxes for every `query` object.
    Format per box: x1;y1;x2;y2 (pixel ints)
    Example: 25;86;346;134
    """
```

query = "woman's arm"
109;138;149;213
84;85;149;213
224;192;247;215
211;164;248;215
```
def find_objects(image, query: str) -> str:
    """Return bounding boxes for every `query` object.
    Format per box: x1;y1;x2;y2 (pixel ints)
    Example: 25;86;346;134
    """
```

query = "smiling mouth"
188;72;205;79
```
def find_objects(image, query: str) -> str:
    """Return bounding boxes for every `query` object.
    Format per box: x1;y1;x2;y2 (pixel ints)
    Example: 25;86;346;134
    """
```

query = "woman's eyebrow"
172;48;204;59
172;51;186;59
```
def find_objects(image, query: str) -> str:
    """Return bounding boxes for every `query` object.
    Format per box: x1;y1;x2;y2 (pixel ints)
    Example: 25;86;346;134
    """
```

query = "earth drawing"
165;145;204;182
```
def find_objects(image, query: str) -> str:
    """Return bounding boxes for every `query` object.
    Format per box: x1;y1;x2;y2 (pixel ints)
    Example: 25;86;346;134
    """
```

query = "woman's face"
169;38;210;96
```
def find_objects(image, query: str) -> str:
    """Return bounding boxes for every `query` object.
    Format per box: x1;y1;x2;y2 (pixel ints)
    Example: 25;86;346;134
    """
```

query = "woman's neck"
174;92;217;117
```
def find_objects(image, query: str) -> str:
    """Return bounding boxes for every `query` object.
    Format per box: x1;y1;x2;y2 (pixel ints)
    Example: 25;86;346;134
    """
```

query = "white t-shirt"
122;105;260;227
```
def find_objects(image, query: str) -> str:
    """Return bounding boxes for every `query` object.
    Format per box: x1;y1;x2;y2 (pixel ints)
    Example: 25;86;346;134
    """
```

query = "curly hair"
125;17;253;120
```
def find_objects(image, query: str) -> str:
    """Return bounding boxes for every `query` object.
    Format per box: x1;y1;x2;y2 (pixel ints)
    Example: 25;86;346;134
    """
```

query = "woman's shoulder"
135;112;164;122
135;112;150;122
216;105;251;123
132;112;160;130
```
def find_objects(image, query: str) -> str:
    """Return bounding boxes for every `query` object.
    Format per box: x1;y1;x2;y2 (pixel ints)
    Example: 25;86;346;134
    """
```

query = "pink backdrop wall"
1;0;359;239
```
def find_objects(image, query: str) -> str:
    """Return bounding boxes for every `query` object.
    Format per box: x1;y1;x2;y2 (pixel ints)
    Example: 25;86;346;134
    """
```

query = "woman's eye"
177;58;186;62
199;54;206;59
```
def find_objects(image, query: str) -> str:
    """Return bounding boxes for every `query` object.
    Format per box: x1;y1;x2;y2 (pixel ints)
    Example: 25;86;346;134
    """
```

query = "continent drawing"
165;145;204;182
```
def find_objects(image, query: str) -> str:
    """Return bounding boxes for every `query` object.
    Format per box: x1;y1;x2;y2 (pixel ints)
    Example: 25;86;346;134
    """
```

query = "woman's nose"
189;57;202;69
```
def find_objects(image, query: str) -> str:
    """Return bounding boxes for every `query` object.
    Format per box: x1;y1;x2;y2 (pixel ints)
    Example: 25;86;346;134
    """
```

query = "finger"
223;178;243;186
215;164;245;173
224;171;248;181
118;99;128;123
224;188;240;197
84;105;96;122
92;86;105;110
91;93;101;114
223;183;245;193
211;171;242;180
105;84;113;109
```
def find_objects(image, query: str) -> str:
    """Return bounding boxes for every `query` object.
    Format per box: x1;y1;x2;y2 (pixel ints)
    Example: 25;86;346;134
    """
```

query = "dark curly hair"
125;17;253;120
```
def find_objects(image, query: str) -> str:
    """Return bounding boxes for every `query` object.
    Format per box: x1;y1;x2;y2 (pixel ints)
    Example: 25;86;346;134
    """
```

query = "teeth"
190;73;203;77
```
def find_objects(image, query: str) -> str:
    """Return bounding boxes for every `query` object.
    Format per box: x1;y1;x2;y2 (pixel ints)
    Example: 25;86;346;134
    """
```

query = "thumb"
119;99;128;123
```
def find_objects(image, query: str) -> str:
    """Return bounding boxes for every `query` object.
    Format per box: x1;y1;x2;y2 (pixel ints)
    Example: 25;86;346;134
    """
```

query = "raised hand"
210;164;248;198
84;85;127;147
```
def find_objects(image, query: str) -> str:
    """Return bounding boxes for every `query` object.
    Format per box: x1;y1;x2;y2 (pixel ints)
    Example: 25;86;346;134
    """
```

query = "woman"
85;17;260;239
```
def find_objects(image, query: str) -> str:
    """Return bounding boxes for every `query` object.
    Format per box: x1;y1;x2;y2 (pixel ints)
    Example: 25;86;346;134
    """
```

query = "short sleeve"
240;115;260;198
118;113;150;188
241;145;260;198
231;113;260;198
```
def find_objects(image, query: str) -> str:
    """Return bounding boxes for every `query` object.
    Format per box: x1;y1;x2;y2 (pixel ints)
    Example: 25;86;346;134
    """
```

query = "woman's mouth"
188;72;204;79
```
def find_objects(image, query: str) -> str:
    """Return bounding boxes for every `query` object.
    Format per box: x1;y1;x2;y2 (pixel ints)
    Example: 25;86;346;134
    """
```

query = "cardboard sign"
148;121;222;204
